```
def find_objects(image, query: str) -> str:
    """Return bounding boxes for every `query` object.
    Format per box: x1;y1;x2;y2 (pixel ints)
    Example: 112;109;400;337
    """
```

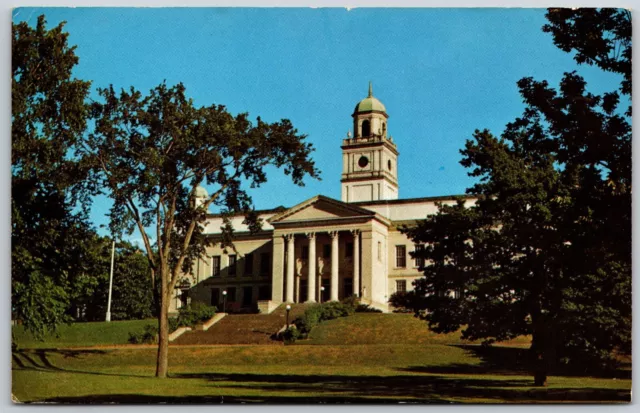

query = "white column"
306;232;316;303
286;234;295;303
271;236;285;303
330;231;339;301
352;230;360;297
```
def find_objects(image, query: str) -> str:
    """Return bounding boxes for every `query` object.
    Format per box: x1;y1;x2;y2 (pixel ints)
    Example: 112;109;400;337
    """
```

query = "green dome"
353;82;387;114
194;186;209;198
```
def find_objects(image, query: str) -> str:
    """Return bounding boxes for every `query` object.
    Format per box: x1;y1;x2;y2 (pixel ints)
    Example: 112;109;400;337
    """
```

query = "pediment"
268;195;375;224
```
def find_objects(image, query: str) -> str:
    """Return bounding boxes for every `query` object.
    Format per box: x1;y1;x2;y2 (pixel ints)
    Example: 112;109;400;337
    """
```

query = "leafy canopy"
403;8;631;378
12;15;94;338
82;81;319;377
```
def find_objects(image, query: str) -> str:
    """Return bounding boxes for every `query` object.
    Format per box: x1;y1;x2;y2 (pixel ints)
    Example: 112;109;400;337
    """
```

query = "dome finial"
368;81;373;97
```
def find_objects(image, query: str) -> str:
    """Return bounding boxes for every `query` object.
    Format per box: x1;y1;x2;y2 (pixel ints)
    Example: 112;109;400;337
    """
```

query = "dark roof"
352;194;475;207
205;194;476;218
206;205;287;219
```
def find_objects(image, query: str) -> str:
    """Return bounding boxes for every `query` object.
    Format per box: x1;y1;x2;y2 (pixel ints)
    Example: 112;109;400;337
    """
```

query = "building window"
362;120;370;137
244;253;253;276
344;278;353;297
228;255;237;276
414;244;425;268
301;246;309;260
178;290;189;309
345;242;353;258
211;256;221;277
323;244;331;259
258;285;271;300
377;241;382;262
242;286;253;306
396;245;406;268
260;252;270;276
227;287;237;302
211;288;220;307
396;280;407;293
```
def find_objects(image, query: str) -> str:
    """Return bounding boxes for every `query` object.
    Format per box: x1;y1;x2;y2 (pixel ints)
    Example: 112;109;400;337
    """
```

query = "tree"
403;8;631;386
12;15;94;338
81;83;319;377
67;236;154;322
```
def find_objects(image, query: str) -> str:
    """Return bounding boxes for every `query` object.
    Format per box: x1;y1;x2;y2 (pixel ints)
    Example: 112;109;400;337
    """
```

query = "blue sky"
13;7;624;238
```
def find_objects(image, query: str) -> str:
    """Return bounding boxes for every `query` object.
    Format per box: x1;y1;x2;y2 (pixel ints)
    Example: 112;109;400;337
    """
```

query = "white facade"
172;86;476;314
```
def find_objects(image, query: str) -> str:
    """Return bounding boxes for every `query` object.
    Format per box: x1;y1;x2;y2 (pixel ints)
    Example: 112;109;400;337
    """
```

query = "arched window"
382;122;386;135
361;120;370;137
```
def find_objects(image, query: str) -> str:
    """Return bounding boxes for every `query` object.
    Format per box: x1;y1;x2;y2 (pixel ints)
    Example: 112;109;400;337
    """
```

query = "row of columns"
284;230;360;303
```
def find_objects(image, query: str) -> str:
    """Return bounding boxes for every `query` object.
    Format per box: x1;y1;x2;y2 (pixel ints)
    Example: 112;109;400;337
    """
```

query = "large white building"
172;84;475;313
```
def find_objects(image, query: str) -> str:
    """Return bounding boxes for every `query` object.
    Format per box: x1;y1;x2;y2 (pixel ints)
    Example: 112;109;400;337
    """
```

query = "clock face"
358;156;369;168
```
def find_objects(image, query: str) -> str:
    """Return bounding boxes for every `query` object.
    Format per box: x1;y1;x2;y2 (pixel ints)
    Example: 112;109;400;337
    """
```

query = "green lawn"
12;314;631;403
12;319;155;349
305;313;532;346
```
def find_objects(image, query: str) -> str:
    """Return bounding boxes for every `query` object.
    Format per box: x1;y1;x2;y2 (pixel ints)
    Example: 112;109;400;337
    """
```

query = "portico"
268;195;389;305
278;229;361;303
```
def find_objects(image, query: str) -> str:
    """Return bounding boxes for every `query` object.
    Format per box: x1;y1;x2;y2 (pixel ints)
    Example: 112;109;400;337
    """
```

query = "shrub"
388;291;419;313
128;324;158;344
282;326;300;344
340;295;359;310
177;302;216;328
356;304;383;313
168;317;179;333
289;301;357;341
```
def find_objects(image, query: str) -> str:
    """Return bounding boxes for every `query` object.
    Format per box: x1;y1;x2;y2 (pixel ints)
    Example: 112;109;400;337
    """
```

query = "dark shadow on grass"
399;345;631;380
169;372;629;403
32;371;631;404
11;349;149;379
14;348;631;404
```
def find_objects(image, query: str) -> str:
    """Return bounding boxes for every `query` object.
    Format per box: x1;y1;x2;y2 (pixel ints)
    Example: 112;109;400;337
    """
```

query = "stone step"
172;303;309;345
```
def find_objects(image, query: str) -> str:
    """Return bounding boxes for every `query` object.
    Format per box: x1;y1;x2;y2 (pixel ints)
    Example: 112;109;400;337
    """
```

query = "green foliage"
338;295;381;313
128;324;158;345
290;301;356;341
176;302;216;328
60;236;154;322
168;317;180;333
402;9;631;382
12;319;154;348
80;78;319;377
544;8;631;101
281;326;301;344
355;304;383;313
388;291;421;313
12;14;93;339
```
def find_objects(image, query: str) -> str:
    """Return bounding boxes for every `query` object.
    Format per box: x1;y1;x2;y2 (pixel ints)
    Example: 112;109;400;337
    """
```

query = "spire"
368;81;373;97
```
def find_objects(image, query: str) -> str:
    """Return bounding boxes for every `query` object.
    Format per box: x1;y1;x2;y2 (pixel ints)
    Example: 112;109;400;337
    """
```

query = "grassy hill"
12;313;630;403
303;313;532;347
12;319;154;349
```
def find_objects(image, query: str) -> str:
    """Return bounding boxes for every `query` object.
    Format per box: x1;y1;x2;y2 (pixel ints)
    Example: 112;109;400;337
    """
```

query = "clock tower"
341;83;399;203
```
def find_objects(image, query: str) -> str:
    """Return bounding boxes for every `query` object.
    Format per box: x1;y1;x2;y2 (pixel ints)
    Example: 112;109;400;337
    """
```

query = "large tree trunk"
533;352;548;387
155;271;170;378
531;309;549;387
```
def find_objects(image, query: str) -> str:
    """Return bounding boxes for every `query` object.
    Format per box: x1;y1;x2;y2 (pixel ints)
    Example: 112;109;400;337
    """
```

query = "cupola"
352;82;388;139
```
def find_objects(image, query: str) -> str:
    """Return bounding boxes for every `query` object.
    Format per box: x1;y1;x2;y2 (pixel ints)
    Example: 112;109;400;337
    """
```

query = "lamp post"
286;304;291;329
320;286;325;304
222;290;227;314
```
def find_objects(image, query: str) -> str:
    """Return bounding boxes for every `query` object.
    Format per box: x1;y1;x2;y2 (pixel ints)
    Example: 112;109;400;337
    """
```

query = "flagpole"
106;240;115;322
